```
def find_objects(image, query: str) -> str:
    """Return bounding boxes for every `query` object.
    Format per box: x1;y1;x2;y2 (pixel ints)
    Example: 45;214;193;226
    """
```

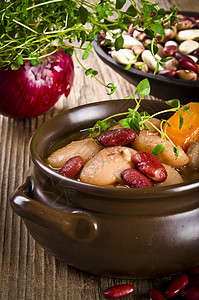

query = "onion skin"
0;51;74;119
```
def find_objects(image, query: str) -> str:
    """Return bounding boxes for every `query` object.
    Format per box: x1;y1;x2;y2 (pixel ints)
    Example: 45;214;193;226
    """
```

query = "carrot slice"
163;102;199;152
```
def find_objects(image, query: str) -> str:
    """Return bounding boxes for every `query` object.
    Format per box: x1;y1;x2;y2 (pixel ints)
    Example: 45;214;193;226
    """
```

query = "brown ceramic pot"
10;99;199;278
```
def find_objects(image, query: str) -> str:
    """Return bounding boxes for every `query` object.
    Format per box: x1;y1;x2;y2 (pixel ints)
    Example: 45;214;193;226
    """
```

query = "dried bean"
178;58;199;73
192;48;199;58
175;52;195;63
103;284;135;299
148;289;165;300
158;69;176;77
179;40;199;55
59;156;84;179
156;35;169;44
165;26;177;39
132;44;145;55
189;267;199;276
190;275;199;288
181;287;199;299
133;29;147;41
132;152;167;182
163;45;178;56
121;168;153;188
96;128;136;147
164;57;178;70
164;273;189;298
176;70;198;81
178;19;193;30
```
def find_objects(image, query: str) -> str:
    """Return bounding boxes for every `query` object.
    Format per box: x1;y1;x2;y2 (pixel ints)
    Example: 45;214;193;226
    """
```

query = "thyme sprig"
88;79;189;159
0;0;177;94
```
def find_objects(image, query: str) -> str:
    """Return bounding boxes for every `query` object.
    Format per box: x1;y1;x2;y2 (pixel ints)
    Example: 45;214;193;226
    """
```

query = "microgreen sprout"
88;79;189;159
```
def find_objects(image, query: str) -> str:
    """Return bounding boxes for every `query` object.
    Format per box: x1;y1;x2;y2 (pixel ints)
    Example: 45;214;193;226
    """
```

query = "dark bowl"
93;11;199;104
10;99;199;278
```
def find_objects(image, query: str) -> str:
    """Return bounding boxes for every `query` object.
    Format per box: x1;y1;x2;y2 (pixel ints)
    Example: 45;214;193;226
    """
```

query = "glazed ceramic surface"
10;99;199;278
93;12;199;103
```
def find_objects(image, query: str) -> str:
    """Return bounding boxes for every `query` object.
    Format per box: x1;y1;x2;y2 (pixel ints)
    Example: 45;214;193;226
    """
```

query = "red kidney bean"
174;52;195;64
156;35;169;44
189;16;199;22
59;156;84;178
103;284;135;299
181;287;199;299
190;275;199;288
163;45;178;57
96;128;136;147
148;289;165;300
164;273;189;298
158;69;176;77
121;168;153;188
189;267;199;276
178;59;199;74
192;48;199;58
132;152;167;182
149;12;156;18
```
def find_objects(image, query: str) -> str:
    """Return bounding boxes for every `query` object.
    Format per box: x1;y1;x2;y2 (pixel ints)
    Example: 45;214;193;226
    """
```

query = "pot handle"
10;177;98;242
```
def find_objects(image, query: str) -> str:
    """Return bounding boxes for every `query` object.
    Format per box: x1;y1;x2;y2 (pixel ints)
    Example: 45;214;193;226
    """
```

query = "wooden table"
0;1;199;299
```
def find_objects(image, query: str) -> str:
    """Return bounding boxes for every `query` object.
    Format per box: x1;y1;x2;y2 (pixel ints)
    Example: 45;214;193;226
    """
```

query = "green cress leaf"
155;61;160;75
11;62;21;71
158;8;166;17
179;111;184;130
152;143;165;156
173;146;179;160
97;119;117;133
149;43;159;55
115;35;124;51
150;23;164;36
144;28;155;39
82;50;89;60
122;111;141;134
125;5;137;17
79;6;88;25
80;31;87;47
16;54;23;66
162;119;171;127
116;0;126;10
166;99;180;108
181;106;190;113
135;78;151;98
124;63;132;70
121;118;131;129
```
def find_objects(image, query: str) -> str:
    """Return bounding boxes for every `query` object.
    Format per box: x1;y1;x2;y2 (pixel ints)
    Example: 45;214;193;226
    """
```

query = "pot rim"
30;99;199;200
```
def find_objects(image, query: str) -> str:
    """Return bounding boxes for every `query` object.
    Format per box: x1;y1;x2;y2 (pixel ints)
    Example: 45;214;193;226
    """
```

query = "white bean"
131;135;189;167
141;50;163;71
175;29;199;41
156;164;183;187
111;49;136;65
179;40;199;55
47;139;102;168
80;146;136;186
122;35;143;49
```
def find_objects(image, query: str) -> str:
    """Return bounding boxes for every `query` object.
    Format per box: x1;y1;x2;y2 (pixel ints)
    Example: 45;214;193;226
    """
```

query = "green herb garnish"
0;0;177;94
88;79;189;159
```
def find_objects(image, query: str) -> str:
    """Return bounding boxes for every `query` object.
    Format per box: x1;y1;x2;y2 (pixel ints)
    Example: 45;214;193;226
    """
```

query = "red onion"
0;51;74;118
